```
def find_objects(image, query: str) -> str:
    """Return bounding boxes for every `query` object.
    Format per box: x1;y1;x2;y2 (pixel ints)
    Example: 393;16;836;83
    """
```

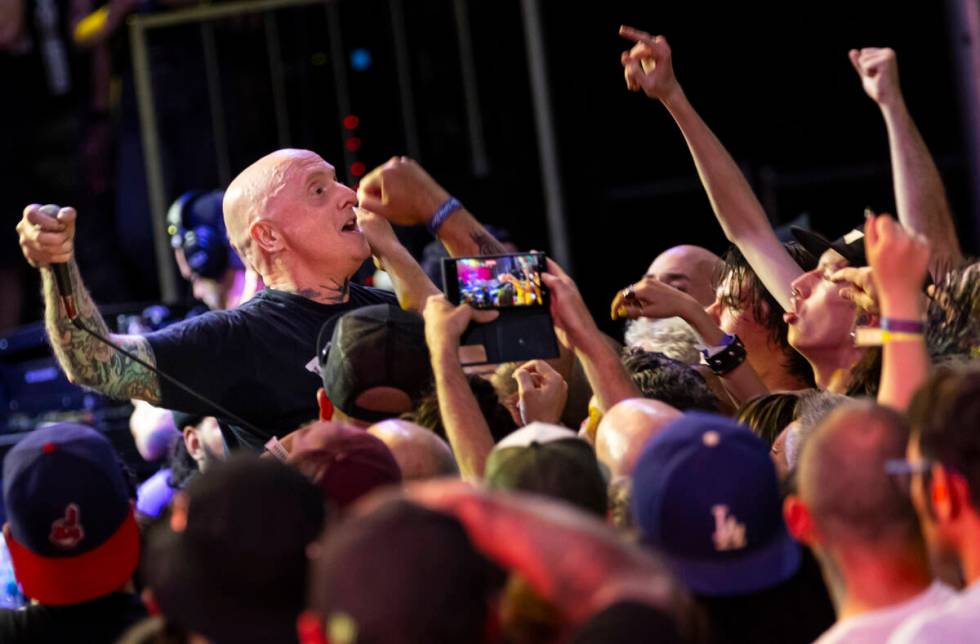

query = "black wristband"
700;334;747;376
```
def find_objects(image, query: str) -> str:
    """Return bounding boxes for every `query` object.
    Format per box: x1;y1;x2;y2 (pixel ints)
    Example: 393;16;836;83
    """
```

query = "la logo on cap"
711;504;746;551
49;503;85;549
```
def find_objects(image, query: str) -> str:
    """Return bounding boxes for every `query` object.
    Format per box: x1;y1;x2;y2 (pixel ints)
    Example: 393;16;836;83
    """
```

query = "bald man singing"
17;150;448;449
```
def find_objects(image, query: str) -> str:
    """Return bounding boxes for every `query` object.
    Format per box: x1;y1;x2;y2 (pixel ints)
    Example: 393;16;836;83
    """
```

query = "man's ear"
249;220;285;254
932;465;964;523
317;387;333;421
184;427;204;463
783;495;818;546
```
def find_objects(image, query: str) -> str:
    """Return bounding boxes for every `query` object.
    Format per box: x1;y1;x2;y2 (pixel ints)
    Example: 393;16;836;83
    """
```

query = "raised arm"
542;260;640;412
422;295;498;480
355;207;440;313
864;214;930;410
357;157;508;258
620;26;802;311
611;276;768;405
849;47;963;278
17;204;161;402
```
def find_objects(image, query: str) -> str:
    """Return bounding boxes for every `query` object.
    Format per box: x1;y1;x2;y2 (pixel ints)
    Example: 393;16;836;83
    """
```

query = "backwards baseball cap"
2;423;140;606
790;225;867;267
318;304;433;423
484;422;608;517
631;412;800;596
284;421;402;509
146;454;325;643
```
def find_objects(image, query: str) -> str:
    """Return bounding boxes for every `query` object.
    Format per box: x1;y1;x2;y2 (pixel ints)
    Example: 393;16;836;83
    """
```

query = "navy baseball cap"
2;423;139;605
631;412;800;596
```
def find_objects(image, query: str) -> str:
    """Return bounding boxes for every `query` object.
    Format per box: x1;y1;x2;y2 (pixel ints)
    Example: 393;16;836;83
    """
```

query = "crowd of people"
3;23;980;644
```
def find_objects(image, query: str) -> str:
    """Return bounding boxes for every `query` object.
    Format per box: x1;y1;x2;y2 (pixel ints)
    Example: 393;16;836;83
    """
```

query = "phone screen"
450;253;546;309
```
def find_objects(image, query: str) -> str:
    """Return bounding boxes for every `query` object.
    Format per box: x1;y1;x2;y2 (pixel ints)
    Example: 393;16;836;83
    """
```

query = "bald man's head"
368;420;458;480
222;148;366;282
798;400;920;545
223;149;309;262
647;245;722;307
596;398;681;478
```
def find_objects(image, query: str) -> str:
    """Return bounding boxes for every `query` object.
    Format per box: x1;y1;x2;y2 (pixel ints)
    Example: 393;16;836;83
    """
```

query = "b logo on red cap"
49;503;85;549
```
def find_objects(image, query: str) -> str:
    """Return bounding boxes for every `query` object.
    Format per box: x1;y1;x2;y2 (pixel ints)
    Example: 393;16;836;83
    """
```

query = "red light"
345;137;362;152
343;115;359;130
351;162;366;177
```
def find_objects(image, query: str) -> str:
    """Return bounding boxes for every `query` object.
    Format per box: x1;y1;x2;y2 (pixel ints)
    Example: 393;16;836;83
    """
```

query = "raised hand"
540;259;601;352
619;25;680;102
864;213;929;312
610;275;700;321
849;47;901;107
422;294;497;353
513;359;568;425
830;266;879;316
356;157;450;227
17;203;76;268
354;206;399;265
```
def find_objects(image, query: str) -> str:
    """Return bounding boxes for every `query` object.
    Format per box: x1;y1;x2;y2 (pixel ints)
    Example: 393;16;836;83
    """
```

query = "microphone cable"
67;313;267;438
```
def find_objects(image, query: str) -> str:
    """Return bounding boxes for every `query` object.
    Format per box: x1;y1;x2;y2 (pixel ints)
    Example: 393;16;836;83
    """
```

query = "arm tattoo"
44;261;162;403
294;277;351;304
469;231;507;256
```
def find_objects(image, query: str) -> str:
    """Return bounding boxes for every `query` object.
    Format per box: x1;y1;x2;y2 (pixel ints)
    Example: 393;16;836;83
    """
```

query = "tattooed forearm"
469;231;507;256
433;208;509;258
293;277;351;305
43;260;162;403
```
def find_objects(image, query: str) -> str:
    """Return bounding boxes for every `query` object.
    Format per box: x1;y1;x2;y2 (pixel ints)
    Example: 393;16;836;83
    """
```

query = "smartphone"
441;252;558;366
442;252;548;309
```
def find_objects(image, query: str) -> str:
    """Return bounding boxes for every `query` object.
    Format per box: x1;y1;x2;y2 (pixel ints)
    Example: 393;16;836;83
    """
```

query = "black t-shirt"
0;592;147;644
145;285;398;449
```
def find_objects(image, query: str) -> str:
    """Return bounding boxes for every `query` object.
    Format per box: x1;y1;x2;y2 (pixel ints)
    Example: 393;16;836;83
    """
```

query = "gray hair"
624;317;703;365
784;390;850;470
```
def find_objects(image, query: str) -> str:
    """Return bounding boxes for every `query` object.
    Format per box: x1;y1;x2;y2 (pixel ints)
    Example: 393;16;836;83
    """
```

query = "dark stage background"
0;0;975;440
191;0;969;335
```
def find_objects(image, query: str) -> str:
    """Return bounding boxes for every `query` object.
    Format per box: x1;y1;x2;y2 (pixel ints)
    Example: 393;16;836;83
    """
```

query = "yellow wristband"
853;326;924;347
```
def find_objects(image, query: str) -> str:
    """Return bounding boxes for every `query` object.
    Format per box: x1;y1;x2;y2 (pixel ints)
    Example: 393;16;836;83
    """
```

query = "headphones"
167;190;235;280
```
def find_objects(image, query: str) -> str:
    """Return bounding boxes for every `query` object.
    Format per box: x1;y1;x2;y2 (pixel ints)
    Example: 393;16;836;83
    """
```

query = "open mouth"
340;215;358;233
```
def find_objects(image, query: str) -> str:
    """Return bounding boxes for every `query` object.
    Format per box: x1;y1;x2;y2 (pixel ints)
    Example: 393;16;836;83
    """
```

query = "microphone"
39;204;79;322
37;203;267;437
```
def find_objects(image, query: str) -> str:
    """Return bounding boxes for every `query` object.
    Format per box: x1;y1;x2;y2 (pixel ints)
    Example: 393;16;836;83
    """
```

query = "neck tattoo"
293;278;351;305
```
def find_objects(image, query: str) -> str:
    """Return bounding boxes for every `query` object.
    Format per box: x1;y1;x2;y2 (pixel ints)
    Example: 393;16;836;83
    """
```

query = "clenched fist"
17;203;76;268
356;157;450;227
849;47;901;107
